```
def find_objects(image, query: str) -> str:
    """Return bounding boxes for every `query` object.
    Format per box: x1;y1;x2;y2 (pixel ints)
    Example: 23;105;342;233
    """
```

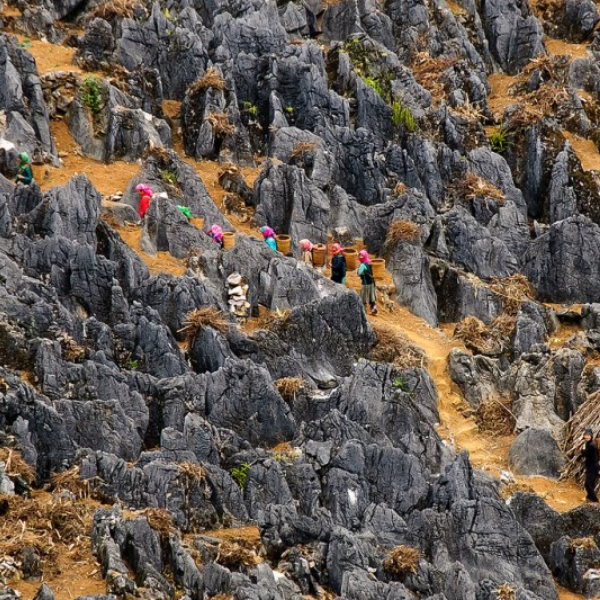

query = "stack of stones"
227;272;250;319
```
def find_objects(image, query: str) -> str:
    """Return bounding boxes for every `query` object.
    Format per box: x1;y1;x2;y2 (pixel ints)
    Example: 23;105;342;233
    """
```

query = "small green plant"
128;359;139;370
160;169;178;185
488;126;514;153
284;106;294;114
81;76;102;115
230;463;251;488
364;76;384;98
242;101;258;117
393;376;407;391
392;101;417;133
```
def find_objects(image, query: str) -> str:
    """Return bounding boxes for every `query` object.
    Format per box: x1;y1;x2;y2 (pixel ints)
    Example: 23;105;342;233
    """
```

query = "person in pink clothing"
357;250;377;314
207;224;224;248
136;184;153;219
299;239;313;266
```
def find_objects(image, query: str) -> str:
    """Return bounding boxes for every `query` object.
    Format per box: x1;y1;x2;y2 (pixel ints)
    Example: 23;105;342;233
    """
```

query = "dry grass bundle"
146;145;173;165
178;462;206;484
192;67;227;92
49;465;91;499
90;0;135;20
275;377;305;402
0;448;35;484
561;391;600;484
456;172;505;201
142;507;175;538
454;316;489;342
252;307;291;332
522;55;561;80
212;595;234;600
490;313;517;340
522;83;570;116
0;494;92;560
208;112;235;136
570;537;597;551
410;52;458;102
385;220;421;251
218;161;241;184
489;274;536;315
291;142;317;159
216;539;260;569
368;322;426;369
494;583;517;600
60;334;87;363
475;399;516;435
179;308;229;343
383;545;421;576
393;181;407;196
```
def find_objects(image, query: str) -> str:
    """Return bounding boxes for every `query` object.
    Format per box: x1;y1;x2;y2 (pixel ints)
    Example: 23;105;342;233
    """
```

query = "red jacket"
138;194;151;218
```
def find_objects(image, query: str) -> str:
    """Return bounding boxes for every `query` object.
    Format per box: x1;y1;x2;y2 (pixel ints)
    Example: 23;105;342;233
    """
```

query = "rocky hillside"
3;0;600;598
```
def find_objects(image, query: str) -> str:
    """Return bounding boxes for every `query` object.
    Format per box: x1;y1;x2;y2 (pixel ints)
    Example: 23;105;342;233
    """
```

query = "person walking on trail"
136;184;153;219
207;224;224;248
14;152;33;185
582;428;599;502
300;239;313;266
260;226;277;251
330;243;346;285
357;249;378;315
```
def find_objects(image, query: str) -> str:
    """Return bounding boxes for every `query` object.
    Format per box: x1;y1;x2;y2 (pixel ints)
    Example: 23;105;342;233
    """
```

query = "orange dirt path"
35;120;141;195
563;131;600;172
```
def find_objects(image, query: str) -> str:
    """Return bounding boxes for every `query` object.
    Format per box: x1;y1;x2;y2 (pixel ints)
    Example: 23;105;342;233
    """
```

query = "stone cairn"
227;272;250;319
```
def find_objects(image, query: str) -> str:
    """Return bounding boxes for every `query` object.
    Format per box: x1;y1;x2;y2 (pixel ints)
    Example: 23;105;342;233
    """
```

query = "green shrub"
242;101;258;117
230;463;251;488
392;101;417;133
364;76;384;98
160;169;178;185
81;76;102;115
488;126;514;153
393;375;407;390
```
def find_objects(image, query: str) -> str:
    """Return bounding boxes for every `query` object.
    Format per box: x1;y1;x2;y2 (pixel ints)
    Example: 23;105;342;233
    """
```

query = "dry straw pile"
383;545;421;576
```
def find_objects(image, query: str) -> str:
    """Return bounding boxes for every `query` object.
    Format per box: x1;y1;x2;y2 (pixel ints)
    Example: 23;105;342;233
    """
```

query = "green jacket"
15;163;33;185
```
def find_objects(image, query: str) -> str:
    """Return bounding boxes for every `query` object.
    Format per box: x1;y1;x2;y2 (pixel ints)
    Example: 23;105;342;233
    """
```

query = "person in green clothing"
357;250;378;315
15;152;34;185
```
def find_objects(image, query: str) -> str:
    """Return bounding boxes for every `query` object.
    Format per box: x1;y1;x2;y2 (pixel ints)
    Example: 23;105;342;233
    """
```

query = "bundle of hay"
207;112;235;136
489;274;536;315
455;172;505;202
494;583;517;600
191;67;227;92
453;316;503;356
179;308;229;345
291;142;317;159
368;322;426;369
475;398;515;435
384;220;421;256
383;545;421;576
561;391;600;484
274;377;305;402
216;539;260;569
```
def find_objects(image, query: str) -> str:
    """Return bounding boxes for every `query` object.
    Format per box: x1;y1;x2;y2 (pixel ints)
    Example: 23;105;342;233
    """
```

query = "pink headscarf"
358;250;371;264
330;243;342;255
136;183;153;196
209;224;223;236
299;239;313;252
260;226;275;238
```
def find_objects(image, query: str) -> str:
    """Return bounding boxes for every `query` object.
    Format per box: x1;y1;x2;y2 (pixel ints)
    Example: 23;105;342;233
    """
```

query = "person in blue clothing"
330;243;346;285
357;249;378;314
14;152;34;185
260;226;277;250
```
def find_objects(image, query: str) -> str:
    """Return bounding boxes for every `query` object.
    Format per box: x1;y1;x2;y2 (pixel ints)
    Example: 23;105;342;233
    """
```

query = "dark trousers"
585;469;599;501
